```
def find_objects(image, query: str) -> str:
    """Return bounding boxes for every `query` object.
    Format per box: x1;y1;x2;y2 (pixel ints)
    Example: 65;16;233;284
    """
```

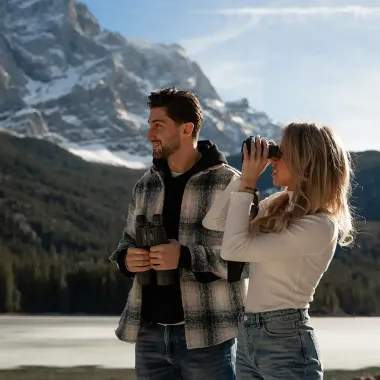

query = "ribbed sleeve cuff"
178;245;192;269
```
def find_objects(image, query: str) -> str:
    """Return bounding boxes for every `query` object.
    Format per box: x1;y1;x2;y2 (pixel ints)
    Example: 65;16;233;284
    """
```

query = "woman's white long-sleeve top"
202;177;338;313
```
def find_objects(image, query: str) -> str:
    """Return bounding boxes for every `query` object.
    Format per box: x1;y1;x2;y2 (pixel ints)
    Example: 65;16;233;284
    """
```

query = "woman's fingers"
242;142;249;161
255;136;261;158
262;138;269;160
245;135;273;161
250;137;256;159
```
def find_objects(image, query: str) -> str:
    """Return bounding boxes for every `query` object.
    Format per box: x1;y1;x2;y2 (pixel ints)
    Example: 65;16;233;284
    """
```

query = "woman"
203;122;354;380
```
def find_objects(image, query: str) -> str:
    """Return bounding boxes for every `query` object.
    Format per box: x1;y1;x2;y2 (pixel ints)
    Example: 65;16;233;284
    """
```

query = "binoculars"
135;214;176;286
241;136;280;162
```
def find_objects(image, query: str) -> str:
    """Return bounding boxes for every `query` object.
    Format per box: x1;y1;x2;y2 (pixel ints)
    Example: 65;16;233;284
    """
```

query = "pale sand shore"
1;366;380;380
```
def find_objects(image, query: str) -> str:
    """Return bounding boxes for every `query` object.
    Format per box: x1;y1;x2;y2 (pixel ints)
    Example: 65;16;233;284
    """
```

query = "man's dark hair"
147;87;203;140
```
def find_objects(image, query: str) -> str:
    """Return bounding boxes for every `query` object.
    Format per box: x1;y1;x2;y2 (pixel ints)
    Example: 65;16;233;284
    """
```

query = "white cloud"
180;19;259;55
216;5;380;17
182;4;380;151
182;5;380;55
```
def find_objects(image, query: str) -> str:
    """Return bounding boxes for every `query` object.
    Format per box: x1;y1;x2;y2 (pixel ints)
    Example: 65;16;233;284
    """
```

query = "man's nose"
146;127;154;141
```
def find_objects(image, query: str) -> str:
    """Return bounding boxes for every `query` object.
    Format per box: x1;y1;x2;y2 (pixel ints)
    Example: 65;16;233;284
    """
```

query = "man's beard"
152;140;180;159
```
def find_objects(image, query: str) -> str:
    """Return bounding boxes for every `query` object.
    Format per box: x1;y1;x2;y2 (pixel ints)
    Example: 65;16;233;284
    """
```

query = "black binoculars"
135;214;176;286
241;136;280;162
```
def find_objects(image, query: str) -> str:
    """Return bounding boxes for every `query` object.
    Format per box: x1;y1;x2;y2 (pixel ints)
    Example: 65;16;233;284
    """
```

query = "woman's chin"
272;174;282;187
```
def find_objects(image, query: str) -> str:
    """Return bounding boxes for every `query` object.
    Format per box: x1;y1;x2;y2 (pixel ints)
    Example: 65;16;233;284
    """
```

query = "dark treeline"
1;227;380;316
0;248;131;314
1;133;380;316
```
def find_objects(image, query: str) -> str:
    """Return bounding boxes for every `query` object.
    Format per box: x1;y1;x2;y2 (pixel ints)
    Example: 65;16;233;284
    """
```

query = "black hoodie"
142;140;228;324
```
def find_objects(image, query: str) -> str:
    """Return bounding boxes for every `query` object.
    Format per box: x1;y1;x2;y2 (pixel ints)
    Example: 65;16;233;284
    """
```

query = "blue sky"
81;0;380;152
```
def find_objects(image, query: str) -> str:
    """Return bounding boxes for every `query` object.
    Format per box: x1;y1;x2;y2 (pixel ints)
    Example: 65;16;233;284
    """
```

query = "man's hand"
125;248;151;272
149;239;180;270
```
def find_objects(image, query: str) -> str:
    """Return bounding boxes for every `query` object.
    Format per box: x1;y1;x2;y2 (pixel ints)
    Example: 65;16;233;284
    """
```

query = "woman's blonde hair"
250;122;354;246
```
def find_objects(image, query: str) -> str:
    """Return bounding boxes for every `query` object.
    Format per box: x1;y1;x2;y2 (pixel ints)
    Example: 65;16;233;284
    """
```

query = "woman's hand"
240;136;272;191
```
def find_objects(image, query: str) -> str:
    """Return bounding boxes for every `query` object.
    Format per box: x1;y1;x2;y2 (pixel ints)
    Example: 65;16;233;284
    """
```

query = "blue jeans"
135;322;236;380
236;309;323;380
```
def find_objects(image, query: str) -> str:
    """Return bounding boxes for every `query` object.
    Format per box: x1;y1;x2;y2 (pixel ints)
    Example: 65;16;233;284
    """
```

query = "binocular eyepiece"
135;214;176;286
241;136;280;163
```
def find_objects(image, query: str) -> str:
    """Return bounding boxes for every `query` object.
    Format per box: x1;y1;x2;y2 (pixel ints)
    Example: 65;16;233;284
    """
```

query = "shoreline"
2;310;380;317
0;366;379;380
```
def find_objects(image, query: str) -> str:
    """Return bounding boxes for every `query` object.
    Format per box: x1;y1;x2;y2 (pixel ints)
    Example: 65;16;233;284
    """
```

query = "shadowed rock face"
0;0;281;161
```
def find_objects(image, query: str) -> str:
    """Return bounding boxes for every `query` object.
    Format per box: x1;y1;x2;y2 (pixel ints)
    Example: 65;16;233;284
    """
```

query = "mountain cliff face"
0;0;281;168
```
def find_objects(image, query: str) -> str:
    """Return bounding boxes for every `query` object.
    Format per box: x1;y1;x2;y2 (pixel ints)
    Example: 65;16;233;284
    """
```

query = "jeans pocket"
261;319;300;339
309;330;321;363
296;320;322;364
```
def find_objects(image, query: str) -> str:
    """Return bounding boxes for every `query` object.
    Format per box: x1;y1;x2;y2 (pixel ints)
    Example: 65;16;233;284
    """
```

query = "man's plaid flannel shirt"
109;162;249;349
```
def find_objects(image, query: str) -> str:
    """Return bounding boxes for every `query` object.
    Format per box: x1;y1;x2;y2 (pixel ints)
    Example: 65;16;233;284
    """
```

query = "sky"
81;0;380;152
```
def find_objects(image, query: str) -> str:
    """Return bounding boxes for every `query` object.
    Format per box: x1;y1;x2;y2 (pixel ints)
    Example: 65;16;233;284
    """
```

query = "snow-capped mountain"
0;0;282;168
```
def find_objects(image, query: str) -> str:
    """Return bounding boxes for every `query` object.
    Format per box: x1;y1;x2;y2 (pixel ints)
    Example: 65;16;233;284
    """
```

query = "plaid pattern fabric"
109;163;249;349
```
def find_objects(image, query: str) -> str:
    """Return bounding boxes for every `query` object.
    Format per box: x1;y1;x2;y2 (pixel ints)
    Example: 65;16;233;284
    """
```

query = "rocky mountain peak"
0;0;282;168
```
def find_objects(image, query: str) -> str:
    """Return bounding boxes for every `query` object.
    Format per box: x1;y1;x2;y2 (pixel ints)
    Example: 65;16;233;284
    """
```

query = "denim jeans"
135;322;236;380
236;309;323;380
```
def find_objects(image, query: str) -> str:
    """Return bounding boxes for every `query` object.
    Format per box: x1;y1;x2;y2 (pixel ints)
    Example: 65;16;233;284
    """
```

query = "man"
109;87;248;380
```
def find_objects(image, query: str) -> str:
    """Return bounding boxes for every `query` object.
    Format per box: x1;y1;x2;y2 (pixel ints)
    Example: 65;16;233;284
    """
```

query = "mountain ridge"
0;0;282;168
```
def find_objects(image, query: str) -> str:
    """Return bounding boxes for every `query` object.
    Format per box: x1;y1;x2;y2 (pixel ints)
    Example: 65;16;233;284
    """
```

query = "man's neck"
167;146;201;174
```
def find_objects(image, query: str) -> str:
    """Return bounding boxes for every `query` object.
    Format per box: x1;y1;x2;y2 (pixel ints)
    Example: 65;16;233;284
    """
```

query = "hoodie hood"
152;140;228;175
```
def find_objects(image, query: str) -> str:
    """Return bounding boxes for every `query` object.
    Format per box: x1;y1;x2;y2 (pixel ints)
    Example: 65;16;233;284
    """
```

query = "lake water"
1;316;380;370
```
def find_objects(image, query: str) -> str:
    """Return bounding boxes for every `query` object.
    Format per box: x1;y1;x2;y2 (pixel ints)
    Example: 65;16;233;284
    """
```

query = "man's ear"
182;122;194;137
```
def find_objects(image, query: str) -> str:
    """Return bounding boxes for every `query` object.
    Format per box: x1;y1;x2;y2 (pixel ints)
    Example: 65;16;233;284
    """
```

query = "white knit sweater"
202;177;338;313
